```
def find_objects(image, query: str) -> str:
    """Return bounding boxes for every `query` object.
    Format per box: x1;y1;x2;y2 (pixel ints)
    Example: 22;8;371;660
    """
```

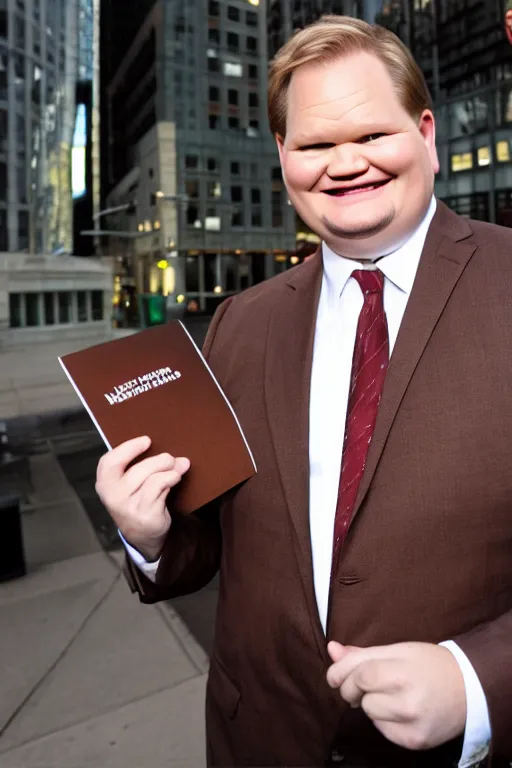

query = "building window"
58;292;71;323
248;64;258;80
249;92;259;108
185;155;198;169
0;10;7;38
209;85;220;102
247;36;258;54
0;161;7;202
205;208;221;231
224;61;242;77
209;114;220;130
206;157;218;173
228;88;239;106
208;27;220;44
231;208;243;226
228;116;240;130
208;57;220;73
208;180;222;198
77;291;88;322
250;163;258;178
248;120;259;133
227;5;240;21
231;186;243;203
477;147;490;167
227;31;239;51
246;10;258;26
231;161;240;175
186;202;201;227
208;0;220;16
186;179;200;198
272;166;282;181
9;294;21;328
0;207;7;250
185;255;200;293
44;292;55;325
251;188;261;204
272;190;283;227
496;140;511;163
25;293;40;327
91;291;104;321
18;211;29;250
251;211;262;227
451;152;473;173
14;14;25;49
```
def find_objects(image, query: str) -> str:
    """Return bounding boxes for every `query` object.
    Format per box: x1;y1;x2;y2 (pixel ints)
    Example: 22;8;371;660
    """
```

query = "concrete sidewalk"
0;427;209;767
0;329;136;420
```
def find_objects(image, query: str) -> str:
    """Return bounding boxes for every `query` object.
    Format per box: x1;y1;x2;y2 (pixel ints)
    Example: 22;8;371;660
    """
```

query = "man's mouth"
323;179;391;197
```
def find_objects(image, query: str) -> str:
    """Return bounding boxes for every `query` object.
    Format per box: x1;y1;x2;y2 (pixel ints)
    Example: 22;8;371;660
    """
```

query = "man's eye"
298;143;335;151
360;133;387;143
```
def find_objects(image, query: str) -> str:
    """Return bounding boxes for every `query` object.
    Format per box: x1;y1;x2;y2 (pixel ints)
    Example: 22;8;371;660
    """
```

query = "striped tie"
332;268;389;565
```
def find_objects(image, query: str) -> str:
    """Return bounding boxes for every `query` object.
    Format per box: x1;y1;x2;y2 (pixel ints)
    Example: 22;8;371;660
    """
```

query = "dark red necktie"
332;268;389;565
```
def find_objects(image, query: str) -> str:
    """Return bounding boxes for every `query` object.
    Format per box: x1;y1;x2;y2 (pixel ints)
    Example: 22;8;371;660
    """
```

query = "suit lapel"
351;202;477;522
265;250;327;655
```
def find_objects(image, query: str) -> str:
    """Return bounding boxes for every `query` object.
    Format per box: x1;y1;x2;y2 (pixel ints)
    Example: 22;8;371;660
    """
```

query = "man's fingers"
327;643;404;689
360;692;403;723
140;467;188;505
97;436;151;484
339;659;405;705
327;641;361;664
124;453;190;496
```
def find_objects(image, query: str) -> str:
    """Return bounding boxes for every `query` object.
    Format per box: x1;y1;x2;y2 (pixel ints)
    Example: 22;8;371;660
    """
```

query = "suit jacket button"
330;749;345;764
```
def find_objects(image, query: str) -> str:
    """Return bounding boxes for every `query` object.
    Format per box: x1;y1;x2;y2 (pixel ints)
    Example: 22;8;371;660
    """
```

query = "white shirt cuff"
440;640;491;767
118;530;160;583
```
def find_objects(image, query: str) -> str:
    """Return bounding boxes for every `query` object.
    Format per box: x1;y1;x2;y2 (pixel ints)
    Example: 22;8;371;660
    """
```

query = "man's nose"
326;144;369;178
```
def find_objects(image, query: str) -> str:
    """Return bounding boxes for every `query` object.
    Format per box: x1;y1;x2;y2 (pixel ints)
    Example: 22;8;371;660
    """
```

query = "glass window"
477;146;490;167
25;293;39;326
247;36;258;54
208;27;220;44
91;291;104;321
186;179;200;198
246;10;258;26
248;64;258;80
204;254;217;292
185;154;198;169
208;0;220;16
451;152;473;172
205;208;221;231
231;185;243;203
228;116;240;130
77;291;88;322
208;57;220;73
14;14;25;48
9;294;21;328
228;88;238;106
18;210;29;249
227;5;240;21
0;161;7;201
224;61;242;77
249;92;259;108
0;207;7;250
251;188;261;204
185;255;200;292
209;85;220;101
227;32;239;51
208;180;222;197
209;114;219;129
497;140;511;163
0;10;7;38
231;208;243;226
44;292;55;325
59;293;72;325
207;157;218;172
272;166;282;181
231;161;240;175
251;211;262;227
186;202;201;227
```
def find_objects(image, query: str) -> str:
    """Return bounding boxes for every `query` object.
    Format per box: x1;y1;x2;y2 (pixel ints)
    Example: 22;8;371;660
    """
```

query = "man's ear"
418;110;440;174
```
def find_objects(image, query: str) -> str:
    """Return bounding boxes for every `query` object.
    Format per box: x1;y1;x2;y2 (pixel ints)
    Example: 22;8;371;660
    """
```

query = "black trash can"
0;493;26;582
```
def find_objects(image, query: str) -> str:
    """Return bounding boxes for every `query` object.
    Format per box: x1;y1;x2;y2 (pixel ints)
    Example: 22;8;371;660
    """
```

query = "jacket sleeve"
453;609;512;761
123;297;235;604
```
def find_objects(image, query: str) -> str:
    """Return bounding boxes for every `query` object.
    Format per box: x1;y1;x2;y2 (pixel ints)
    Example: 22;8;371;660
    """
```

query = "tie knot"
351;268;384;296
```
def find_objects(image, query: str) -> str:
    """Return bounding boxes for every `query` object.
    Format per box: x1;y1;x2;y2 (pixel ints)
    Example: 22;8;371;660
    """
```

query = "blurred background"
0;0;511;341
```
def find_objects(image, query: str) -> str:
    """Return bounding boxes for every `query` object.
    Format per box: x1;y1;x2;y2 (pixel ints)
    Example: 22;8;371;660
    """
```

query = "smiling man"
96;15;512;768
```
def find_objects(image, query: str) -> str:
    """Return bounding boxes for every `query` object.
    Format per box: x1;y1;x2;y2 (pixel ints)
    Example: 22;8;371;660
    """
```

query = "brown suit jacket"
124;202;512;767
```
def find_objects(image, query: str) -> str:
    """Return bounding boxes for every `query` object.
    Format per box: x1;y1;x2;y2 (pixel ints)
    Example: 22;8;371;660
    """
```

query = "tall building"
380;0;512;226
101;0;296;320
0;0;112;342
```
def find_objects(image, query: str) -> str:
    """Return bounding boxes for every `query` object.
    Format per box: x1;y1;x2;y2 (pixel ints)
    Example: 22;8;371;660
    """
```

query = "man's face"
277;52;439;259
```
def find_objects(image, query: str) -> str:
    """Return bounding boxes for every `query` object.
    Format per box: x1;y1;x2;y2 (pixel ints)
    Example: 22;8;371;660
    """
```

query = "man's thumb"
327;640;357;663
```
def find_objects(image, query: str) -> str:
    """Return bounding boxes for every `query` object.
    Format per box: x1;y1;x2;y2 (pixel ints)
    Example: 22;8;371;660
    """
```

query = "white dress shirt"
124;197;491;766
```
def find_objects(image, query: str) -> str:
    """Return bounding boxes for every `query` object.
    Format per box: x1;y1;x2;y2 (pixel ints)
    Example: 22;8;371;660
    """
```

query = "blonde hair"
268;15;432;137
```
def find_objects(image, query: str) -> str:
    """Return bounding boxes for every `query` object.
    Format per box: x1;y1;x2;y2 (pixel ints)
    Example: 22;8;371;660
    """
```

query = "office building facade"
102;0;296;318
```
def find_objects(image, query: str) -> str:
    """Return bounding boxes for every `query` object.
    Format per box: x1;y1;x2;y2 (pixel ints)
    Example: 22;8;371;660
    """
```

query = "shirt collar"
322;196;437;298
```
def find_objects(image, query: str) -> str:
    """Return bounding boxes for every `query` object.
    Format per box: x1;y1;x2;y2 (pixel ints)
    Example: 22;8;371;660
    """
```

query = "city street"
0;317;218;767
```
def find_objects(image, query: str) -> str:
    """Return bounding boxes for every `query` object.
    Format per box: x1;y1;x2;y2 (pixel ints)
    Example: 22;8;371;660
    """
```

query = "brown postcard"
59;321;256;515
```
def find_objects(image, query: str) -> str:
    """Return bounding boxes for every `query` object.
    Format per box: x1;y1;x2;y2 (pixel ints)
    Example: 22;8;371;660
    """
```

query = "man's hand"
326;641;466;752
95;436;190;561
